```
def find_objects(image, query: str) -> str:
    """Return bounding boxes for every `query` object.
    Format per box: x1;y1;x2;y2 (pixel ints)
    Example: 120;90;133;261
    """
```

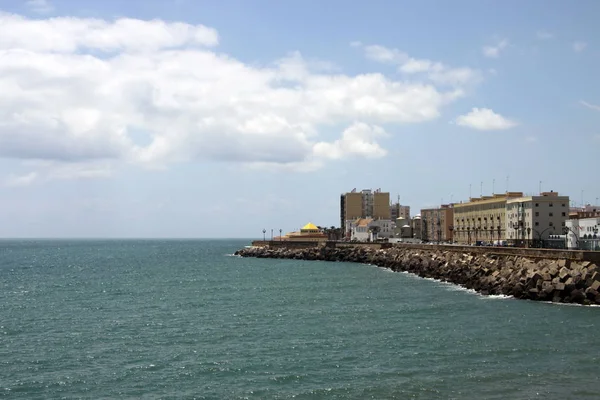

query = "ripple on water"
1;239;600;399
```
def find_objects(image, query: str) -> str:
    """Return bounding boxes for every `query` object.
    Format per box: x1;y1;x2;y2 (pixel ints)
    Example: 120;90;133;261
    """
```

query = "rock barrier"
235;245;600;305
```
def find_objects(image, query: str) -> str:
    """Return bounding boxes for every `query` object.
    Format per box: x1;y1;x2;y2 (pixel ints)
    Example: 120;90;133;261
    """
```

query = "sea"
1;239;599;399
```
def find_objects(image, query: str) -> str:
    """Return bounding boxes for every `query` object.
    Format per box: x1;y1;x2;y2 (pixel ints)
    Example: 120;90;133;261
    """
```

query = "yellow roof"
301;222;319;230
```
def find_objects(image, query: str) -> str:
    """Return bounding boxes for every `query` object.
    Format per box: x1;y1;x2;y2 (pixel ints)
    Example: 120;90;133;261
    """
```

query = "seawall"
235;244;600;305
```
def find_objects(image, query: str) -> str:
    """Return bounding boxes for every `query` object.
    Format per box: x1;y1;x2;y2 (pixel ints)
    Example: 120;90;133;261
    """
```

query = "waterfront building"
411;215;423;240
420;205;454;242
569;204;600;220
340;188;390;233
275;222;328;242
505;191;570;246
565;216;600;250
393;218;413;238
369;219;394;239
349;218;373;241
453;192;523;245
390;201;410;221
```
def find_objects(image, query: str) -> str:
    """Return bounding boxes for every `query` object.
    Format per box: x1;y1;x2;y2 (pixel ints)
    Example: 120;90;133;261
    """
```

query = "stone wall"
235;245;600;306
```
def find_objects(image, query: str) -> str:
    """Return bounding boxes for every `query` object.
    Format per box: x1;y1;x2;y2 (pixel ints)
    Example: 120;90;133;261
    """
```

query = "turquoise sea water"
1;239;600;399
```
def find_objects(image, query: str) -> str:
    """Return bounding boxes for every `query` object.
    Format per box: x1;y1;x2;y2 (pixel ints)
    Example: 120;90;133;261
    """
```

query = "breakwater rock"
235;245;600;305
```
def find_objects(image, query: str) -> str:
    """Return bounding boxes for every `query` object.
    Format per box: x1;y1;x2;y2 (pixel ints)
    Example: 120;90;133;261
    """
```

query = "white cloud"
0;14;467;178
363;44;408;64
5;172;38;187
313;122;388;160
454;108;517;130
26;0;53;14
0;12;219;52
357;44;480;87
482;39;509;58
580;100;600;112
573;41;587;52
536;31;554;40
525;136;537;143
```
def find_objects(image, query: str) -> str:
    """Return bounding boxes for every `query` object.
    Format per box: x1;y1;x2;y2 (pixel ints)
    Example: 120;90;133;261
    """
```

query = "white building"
349;218;372;241
347;217;394;241
505;191;570;245
565;217;600;250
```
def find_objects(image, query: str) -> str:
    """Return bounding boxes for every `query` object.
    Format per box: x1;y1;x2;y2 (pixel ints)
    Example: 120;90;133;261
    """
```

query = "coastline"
235;244;600;306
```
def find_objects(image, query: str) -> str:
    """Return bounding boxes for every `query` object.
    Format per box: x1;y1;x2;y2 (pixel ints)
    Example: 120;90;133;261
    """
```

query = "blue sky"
0;0;599;238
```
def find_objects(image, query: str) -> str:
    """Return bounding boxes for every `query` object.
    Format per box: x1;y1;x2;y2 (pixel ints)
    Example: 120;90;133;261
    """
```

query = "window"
549;203;553;207
549;213;553;217
535;203;539;207
550;222;554;227
562;204;566;207
535;212;539;217
562;212;566;217
535;222;539;226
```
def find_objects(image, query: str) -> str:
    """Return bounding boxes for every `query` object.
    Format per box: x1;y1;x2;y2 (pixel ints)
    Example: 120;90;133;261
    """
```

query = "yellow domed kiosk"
274;222;328;242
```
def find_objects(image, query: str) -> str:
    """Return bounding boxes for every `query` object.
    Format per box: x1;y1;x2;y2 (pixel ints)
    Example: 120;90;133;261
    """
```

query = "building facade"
505;191;570;246
411;215;423;240
453;192;524;245
340;189;390;233
276;222;328;242
420;205;454;242
565;217;600;250
390;202;410;221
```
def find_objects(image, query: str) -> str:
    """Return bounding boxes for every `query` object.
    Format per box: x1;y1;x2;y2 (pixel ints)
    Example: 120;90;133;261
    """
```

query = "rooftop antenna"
506;175;509;193
480;181;483;197
469;183;472;199
539;180;542;194
492;179;495;194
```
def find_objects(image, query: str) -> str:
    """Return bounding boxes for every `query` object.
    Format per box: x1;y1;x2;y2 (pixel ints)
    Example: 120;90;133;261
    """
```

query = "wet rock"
235;244;599;306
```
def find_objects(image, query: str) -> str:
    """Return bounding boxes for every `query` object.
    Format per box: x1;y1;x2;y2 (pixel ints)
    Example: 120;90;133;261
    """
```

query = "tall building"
390;200;410;221
420;205;454;242
340;189;390;232
505;191;570;246
453;192;523;245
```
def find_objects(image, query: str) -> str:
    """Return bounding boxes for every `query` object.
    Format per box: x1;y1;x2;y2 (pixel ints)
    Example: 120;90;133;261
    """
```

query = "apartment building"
453;192;524;244
420;205;454;242
390;202;410;221
340;188;390;233
505;191;570;246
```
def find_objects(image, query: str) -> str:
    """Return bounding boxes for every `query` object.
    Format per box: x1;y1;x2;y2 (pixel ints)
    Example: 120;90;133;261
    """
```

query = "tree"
369;225;381;241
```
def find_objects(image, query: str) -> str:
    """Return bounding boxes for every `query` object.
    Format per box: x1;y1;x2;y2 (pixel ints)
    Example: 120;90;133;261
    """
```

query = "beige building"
411;215;423;240
421;205;454;242
340;189;390;232
506;191;570;246
390;202;410;221
453;192;524;244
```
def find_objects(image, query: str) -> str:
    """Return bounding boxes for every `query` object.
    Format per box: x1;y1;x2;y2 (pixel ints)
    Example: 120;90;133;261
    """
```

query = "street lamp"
262;229;266;241
526;227;531;248
563;226;580;250
279;229;283;241
534;226;555;248
467;227;471;245
271;229;273;240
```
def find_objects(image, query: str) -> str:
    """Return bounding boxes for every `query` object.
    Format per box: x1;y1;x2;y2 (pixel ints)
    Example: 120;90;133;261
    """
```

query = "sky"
0;0;599;238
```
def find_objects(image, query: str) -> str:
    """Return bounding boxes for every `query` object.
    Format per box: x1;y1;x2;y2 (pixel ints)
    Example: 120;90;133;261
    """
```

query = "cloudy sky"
0;0;599;238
